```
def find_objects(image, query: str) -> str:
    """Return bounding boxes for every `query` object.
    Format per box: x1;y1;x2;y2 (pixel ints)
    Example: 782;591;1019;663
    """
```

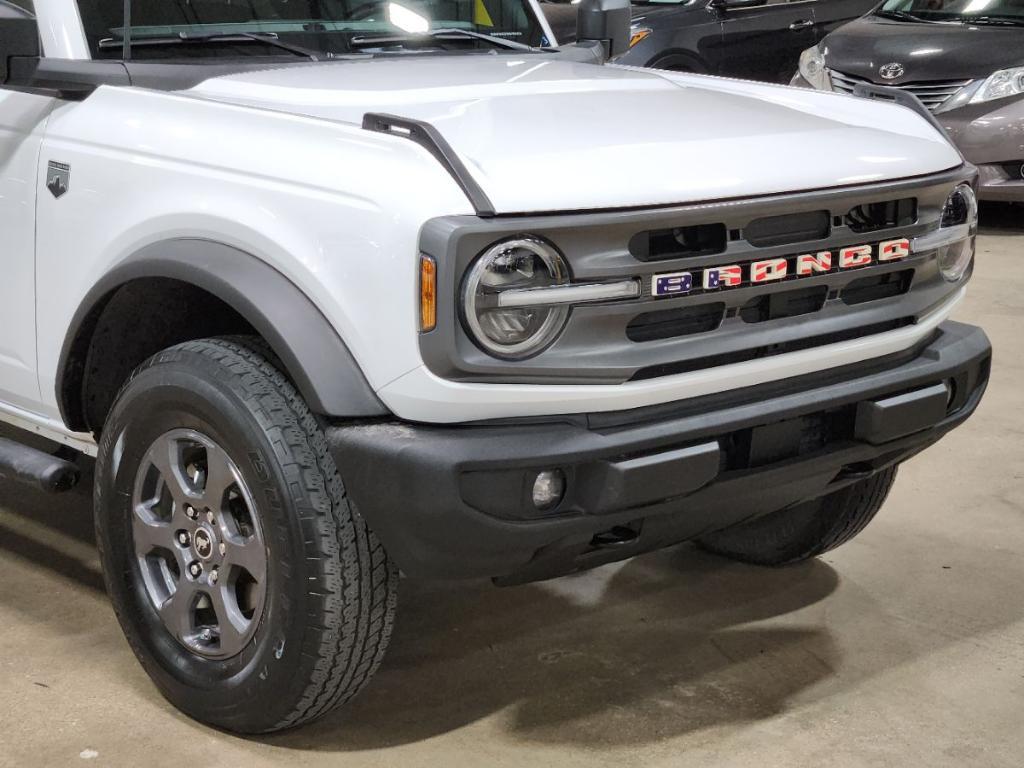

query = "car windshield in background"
76;0;547;58
875;0;1024;24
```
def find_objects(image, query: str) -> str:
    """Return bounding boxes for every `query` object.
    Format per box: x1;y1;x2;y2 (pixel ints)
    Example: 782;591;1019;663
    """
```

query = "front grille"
846;197;917;234
841;269;914;306
630;318;916;381
419;167;969;385
630;222;726;261
829;70;971;112
627;303;725;342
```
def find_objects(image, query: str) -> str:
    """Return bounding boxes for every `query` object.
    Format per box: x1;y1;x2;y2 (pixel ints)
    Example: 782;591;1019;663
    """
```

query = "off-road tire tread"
95;336;397;733
697;467;897;567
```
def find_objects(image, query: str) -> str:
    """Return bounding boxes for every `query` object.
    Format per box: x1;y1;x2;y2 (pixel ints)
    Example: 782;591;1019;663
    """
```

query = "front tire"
698;468;898;566
94;338;397;733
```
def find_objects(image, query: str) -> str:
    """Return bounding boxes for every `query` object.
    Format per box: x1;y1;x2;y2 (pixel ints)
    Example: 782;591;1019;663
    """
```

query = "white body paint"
0;1;966;449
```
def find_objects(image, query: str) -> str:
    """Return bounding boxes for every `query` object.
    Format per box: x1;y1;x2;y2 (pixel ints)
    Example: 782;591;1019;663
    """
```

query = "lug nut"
188;562;202;578
218;542;227;556
209;567;219;585
200;628;213;641
184;505;198;520
177;531;190;546
206;510;215;524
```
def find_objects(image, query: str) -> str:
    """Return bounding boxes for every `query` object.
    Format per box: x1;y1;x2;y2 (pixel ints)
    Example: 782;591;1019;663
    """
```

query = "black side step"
0;436;81;493
362;112;497;217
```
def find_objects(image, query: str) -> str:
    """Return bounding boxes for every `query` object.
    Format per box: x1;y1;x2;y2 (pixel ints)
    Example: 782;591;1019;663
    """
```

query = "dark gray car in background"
792;0;1024;201
542;0;877;83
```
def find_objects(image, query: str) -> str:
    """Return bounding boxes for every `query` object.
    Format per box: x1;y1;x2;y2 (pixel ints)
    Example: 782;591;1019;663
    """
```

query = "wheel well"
63;278;256;434
647;51;708;73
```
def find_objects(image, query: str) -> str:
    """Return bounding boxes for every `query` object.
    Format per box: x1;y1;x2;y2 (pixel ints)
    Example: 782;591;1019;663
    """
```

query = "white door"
0;90;57;411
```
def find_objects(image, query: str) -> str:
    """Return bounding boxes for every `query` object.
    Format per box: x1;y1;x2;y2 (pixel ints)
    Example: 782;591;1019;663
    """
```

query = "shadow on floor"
264;547;841;751
0;459;101;592
0;425;842;751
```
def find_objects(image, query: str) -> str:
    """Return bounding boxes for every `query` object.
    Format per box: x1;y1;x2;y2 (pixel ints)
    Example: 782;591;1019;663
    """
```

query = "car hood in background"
823;17;1024;82
188;56;962;214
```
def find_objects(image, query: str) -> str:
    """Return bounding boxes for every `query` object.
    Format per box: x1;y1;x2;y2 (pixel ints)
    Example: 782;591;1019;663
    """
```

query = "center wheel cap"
193;526;216;561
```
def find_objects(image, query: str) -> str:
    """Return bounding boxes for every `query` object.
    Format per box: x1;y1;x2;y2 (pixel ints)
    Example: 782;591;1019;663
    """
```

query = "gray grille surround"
418;167;974;385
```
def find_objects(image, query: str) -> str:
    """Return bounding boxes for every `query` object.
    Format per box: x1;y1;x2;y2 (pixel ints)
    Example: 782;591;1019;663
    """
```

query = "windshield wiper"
348;28;534;51
98;31;325;60
874;9;931;23
959;15;1024;25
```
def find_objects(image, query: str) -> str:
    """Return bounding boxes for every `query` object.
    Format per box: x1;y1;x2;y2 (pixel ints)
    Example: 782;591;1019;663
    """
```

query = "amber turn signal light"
420;255;437;332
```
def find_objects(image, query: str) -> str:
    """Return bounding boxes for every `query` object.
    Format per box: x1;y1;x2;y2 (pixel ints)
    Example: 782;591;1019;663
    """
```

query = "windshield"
76;0;548;59
875;0;1024;23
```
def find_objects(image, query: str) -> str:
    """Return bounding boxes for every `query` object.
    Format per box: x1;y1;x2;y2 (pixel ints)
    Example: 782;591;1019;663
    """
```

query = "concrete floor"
1;205;1022;767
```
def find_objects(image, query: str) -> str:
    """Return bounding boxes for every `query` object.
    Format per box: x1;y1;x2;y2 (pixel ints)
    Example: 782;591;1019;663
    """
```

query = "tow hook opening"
835;462;875;483
589;523;641;550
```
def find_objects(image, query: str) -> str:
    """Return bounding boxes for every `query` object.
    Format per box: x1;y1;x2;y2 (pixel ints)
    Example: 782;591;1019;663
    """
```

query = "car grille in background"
828;70;972;112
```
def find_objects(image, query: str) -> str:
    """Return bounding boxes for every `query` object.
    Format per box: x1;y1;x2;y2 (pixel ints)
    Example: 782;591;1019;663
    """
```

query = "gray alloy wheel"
131;428;267;660
97;337;398;732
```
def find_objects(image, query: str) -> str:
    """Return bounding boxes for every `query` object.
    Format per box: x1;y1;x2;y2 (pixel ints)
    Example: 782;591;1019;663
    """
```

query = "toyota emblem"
879;62;905;80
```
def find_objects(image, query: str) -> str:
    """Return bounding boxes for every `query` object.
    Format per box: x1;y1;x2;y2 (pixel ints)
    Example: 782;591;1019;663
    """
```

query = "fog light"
532;469;565;511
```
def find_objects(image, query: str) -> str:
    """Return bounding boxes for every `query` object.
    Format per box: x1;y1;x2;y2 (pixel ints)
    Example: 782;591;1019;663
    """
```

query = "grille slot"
846;197;917;233
829;70;971;112
630;318;915;380
744;210;830;248
841;269;914;305
627;303;725;342
630;223;726;262
739;285;828;324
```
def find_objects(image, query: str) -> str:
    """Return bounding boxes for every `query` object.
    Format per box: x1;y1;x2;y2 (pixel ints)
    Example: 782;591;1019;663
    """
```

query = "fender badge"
46;161;69;199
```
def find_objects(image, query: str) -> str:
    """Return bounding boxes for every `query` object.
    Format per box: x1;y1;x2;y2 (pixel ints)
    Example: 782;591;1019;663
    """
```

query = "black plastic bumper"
328;321;991;584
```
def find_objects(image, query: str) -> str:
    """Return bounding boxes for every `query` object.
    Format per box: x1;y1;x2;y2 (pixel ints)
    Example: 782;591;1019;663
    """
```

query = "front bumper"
329;321;990;584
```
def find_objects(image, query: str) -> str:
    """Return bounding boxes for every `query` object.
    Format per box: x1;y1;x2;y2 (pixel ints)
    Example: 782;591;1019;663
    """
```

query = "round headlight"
461;237;570;359
937;184;978;282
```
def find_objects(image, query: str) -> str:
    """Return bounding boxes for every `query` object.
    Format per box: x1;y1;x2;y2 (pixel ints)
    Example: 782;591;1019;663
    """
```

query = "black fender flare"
57;238;386;431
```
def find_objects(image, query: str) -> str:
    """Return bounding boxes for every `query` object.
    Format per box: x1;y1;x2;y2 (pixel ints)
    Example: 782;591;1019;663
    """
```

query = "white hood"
188;56;962;214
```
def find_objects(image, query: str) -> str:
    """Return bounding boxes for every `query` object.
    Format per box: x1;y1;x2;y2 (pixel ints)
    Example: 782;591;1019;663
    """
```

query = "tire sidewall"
95;348;322;732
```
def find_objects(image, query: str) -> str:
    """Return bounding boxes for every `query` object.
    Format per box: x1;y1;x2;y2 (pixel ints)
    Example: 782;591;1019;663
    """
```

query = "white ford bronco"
0;0;991;734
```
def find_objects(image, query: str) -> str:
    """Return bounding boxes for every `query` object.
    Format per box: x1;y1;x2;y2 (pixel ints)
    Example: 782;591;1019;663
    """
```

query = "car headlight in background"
970;66;1024;104
912;184;978;283
798;46;829;90
462;238;571;359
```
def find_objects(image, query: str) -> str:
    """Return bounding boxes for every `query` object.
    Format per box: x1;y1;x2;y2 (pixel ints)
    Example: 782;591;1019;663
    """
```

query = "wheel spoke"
132;505;172;556
200;442;233;506
208;583;250;656
147;436;194;504
158;578;200;640
223;538;267;584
